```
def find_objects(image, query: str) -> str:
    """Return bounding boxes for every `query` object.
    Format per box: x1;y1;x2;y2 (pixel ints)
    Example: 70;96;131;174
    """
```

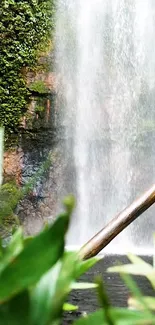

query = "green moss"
0;0;55;138
29;81;49;95
35;106;45;114
0;183;22;220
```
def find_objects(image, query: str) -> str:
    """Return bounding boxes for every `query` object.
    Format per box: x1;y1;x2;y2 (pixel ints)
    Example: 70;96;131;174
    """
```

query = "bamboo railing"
79;184;155;260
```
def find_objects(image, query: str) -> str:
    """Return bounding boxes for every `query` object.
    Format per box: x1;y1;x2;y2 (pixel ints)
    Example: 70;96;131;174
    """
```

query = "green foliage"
0;152;51;221
63;303;78;311
0;0;55;135
75;255;155;325
73;308;155;325
0;218;67;302
1;137;155;324
0;152;52;241
0;196;99;325
0;183;21;220
108;253;155;289
0;182;21;238
0;191;155;324
29;81;49;95
35;105;45;114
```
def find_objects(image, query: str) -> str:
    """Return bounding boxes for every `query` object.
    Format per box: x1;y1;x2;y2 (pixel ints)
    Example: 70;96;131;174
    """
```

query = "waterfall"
55;0;155;253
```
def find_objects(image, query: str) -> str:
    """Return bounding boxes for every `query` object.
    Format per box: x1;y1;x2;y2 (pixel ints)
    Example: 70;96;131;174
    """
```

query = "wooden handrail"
79;184;155;260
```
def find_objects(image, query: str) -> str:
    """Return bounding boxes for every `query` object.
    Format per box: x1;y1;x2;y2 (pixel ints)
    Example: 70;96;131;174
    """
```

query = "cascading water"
55;0;155;253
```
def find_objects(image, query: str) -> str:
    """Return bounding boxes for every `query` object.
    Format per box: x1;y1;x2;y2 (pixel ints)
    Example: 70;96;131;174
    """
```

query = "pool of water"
63;255;153;324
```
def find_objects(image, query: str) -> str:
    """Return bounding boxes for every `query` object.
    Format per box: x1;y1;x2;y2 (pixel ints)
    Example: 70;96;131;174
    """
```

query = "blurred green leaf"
96;276;114;325
128;296;155;311
31;248;98;325
0;291;30;325
5;227;23;257
73;308;155;325
108;254;155;289
0;227;24;273
108;262;153;277
24;236;33;247
120;273;153;318
31;262;61;325
63;303;78;311
127;254;150;265
75;256;100;278
31;252;78;325
112;307;155;325
73;310;104;325
0;212;70;302
63;195;75;214
153;234;155;268
71;283;98;290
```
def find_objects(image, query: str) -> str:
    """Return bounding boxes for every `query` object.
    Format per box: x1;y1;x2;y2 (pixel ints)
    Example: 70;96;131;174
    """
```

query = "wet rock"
3;148;24;185
26;71;57;93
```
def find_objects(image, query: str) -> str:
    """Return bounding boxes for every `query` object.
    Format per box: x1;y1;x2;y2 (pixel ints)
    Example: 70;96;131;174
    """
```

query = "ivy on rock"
0;0;55;136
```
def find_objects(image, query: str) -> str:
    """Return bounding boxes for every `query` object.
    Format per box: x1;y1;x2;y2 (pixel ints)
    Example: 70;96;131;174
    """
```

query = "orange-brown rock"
26;71;57;92
3;148;24;185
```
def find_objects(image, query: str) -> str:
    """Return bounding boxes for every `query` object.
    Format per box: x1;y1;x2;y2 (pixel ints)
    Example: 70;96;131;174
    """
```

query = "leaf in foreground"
108;254;155;289
63;303;78;311
96;276;114;325
120;272;153;318
73;308;155;325
0;227;24;273
0;213;69;302
75;256;101;278
71;282;97;290
0;291;30;325
128;296;155;311
31;252;78;325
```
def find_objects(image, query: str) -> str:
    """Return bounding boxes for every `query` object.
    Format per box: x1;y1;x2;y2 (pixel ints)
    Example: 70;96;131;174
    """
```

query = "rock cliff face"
4;53;57;181
3;56;60;236
17;149;63;236
3;149;24;185
21;67;57;131
27;70;57;93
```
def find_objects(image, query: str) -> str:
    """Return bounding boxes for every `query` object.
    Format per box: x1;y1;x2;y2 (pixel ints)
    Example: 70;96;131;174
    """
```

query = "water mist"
55;0;155;254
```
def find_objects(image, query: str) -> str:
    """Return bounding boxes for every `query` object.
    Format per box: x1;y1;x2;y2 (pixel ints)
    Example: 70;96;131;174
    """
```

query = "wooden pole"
79;184;155;260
